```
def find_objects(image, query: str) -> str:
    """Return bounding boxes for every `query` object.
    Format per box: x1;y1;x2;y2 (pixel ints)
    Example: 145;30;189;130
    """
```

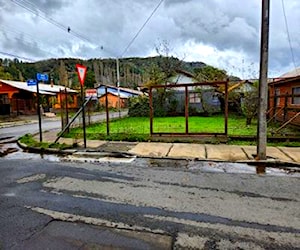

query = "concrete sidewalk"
39;130;300;165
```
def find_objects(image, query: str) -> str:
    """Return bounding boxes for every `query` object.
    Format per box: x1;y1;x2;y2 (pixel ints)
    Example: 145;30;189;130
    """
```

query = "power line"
10;0;93;44
120;0;164;58
281;0;298;72
0;25;57;58
0;51;35;61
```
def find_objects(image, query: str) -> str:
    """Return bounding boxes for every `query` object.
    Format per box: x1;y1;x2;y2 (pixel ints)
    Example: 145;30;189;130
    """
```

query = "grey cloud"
19;0;71;15
0;0;299;77
3;34;48;59
166;1;260;57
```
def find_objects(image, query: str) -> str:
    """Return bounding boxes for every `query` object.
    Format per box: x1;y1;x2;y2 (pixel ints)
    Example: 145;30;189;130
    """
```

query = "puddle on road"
193;161;300;177
2;143;61;162
1;143;299;177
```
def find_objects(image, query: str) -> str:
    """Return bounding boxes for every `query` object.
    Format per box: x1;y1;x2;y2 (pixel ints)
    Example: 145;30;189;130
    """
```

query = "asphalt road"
0;111;127;140
0;153;299;249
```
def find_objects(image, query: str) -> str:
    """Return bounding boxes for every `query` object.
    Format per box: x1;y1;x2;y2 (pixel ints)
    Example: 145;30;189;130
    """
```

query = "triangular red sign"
76;64;87;86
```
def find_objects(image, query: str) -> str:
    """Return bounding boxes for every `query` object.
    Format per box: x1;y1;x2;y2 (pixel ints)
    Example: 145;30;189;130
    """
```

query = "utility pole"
257;0;270;160
116;57;121;118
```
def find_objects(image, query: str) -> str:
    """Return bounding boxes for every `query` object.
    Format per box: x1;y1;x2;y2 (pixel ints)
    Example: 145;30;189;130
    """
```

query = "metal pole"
149;87;153;135
81;85;87;148
55;97;91;143
116;57;121;118
257;0;270;160
60;89;64;129
105;86;110;135
224;80;228;136
185;86;189;134
36;81;42;142
65;87;69;133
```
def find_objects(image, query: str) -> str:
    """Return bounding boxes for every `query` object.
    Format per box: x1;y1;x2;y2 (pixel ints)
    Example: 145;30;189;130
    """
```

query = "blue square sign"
37;73;49;82
27;79;37;86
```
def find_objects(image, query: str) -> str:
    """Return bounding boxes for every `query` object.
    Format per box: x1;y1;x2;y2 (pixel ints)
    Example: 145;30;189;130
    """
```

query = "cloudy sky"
0;0;299;78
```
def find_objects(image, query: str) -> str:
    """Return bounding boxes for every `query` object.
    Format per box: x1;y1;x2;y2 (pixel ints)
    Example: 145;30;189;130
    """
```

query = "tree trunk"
246;117;252;126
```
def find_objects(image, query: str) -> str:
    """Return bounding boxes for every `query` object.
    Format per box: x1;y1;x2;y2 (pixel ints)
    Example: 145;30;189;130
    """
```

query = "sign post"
35;73;49;142
76;64;87;148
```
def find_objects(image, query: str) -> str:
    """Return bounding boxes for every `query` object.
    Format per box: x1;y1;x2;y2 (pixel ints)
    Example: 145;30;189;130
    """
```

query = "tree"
58;60;68;86
241;81;259;125
84;70;96;88
194;65;227;82
0;65;12;80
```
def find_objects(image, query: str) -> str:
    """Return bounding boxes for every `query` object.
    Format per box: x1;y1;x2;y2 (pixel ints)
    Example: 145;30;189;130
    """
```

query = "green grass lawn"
65;114;300;145
67;114;298;138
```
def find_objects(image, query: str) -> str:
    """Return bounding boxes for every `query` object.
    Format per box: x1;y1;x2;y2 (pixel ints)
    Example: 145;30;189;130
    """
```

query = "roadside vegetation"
19;134;72;150
64;115;300;146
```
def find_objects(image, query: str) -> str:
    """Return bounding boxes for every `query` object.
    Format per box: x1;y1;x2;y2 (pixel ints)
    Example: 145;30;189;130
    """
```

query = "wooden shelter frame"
149;81;228;137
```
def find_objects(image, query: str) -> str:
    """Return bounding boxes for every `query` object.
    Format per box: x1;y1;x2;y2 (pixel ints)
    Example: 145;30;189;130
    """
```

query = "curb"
16;139;300;169
132;154;300;168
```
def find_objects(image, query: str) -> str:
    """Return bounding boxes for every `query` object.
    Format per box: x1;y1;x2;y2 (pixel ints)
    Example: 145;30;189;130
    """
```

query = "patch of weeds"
19;134;72;150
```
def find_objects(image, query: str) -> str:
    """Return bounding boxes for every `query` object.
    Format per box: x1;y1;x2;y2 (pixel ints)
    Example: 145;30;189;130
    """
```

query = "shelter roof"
0;79;77;95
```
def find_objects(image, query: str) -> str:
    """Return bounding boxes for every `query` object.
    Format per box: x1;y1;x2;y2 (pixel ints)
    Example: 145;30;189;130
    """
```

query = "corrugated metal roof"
280;67;300;78
0;79;77;95
96;84;144;96
100;91;130;99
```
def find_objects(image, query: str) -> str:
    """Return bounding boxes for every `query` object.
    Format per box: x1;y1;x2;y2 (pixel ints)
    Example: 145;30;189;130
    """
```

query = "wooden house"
0;79;78;115
97;84;144;108
165;70;222;114
268;73;300;126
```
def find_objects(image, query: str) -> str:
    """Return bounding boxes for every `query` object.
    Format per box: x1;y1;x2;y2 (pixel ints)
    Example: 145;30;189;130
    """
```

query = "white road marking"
17;174;46;183
25;206;166;235
145;215;300;247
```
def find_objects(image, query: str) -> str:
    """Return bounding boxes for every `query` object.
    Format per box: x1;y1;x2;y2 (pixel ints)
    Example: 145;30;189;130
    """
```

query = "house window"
189;92;201;103
275;88;280;106
0;94;9;104
292;87;300;105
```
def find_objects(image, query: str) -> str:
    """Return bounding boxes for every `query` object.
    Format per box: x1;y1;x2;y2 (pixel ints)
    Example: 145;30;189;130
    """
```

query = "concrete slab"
278;147;300;162
242;146;295;162
79;140;106;148
36;131;58;142
58;138;76;145
206;144;248;161
168;143;206;159
129;142;171;157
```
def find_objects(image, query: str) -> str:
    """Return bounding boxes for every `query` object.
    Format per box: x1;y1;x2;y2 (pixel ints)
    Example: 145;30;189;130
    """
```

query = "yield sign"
76;64;87;86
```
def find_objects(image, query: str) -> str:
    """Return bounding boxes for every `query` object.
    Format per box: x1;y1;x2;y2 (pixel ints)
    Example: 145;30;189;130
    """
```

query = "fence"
149;81;228;137
268;92;300;129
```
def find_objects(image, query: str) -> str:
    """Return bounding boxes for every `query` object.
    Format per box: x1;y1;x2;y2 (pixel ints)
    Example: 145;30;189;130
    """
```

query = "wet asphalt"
0;148;299;249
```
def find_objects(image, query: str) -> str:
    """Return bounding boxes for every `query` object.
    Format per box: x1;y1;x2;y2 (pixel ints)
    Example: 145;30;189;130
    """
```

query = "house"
268;68;300;126
221;80;257;113
227;80;256;94
96;84;144;108
163;70;222;114
0;79;78;115
99;92;130;108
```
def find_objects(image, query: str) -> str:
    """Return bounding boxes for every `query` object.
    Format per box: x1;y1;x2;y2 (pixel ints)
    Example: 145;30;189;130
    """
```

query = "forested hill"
0;56;234;89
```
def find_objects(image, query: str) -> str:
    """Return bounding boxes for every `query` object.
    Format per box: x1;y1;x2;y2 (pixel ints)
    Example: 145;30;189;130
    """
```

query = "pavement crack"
166;144;174;157
277;147;296;162
241;147;251;160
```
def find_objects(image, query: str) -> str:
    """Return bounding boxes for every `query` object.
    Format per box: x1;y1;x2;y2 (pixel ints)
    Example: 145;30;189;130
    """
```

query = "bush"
128;96;150;117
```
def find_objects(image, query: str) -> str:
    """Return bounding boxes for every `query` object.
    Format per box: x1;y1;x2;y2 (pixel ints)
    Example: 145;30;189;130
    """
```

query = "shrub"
128;96;150;117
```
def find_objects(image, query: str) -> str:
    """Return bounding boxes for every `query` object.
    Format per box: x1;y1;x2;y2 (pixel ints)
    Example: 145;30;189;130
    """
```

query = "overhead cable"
120;0;164;58
281;0;298;72
0;51;35;61
10;0;93;44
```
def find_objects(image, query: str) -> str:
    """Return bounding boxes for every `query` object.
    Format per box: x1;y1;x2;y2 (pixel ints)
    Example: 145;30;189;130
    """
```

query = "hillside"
0;56;231;89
